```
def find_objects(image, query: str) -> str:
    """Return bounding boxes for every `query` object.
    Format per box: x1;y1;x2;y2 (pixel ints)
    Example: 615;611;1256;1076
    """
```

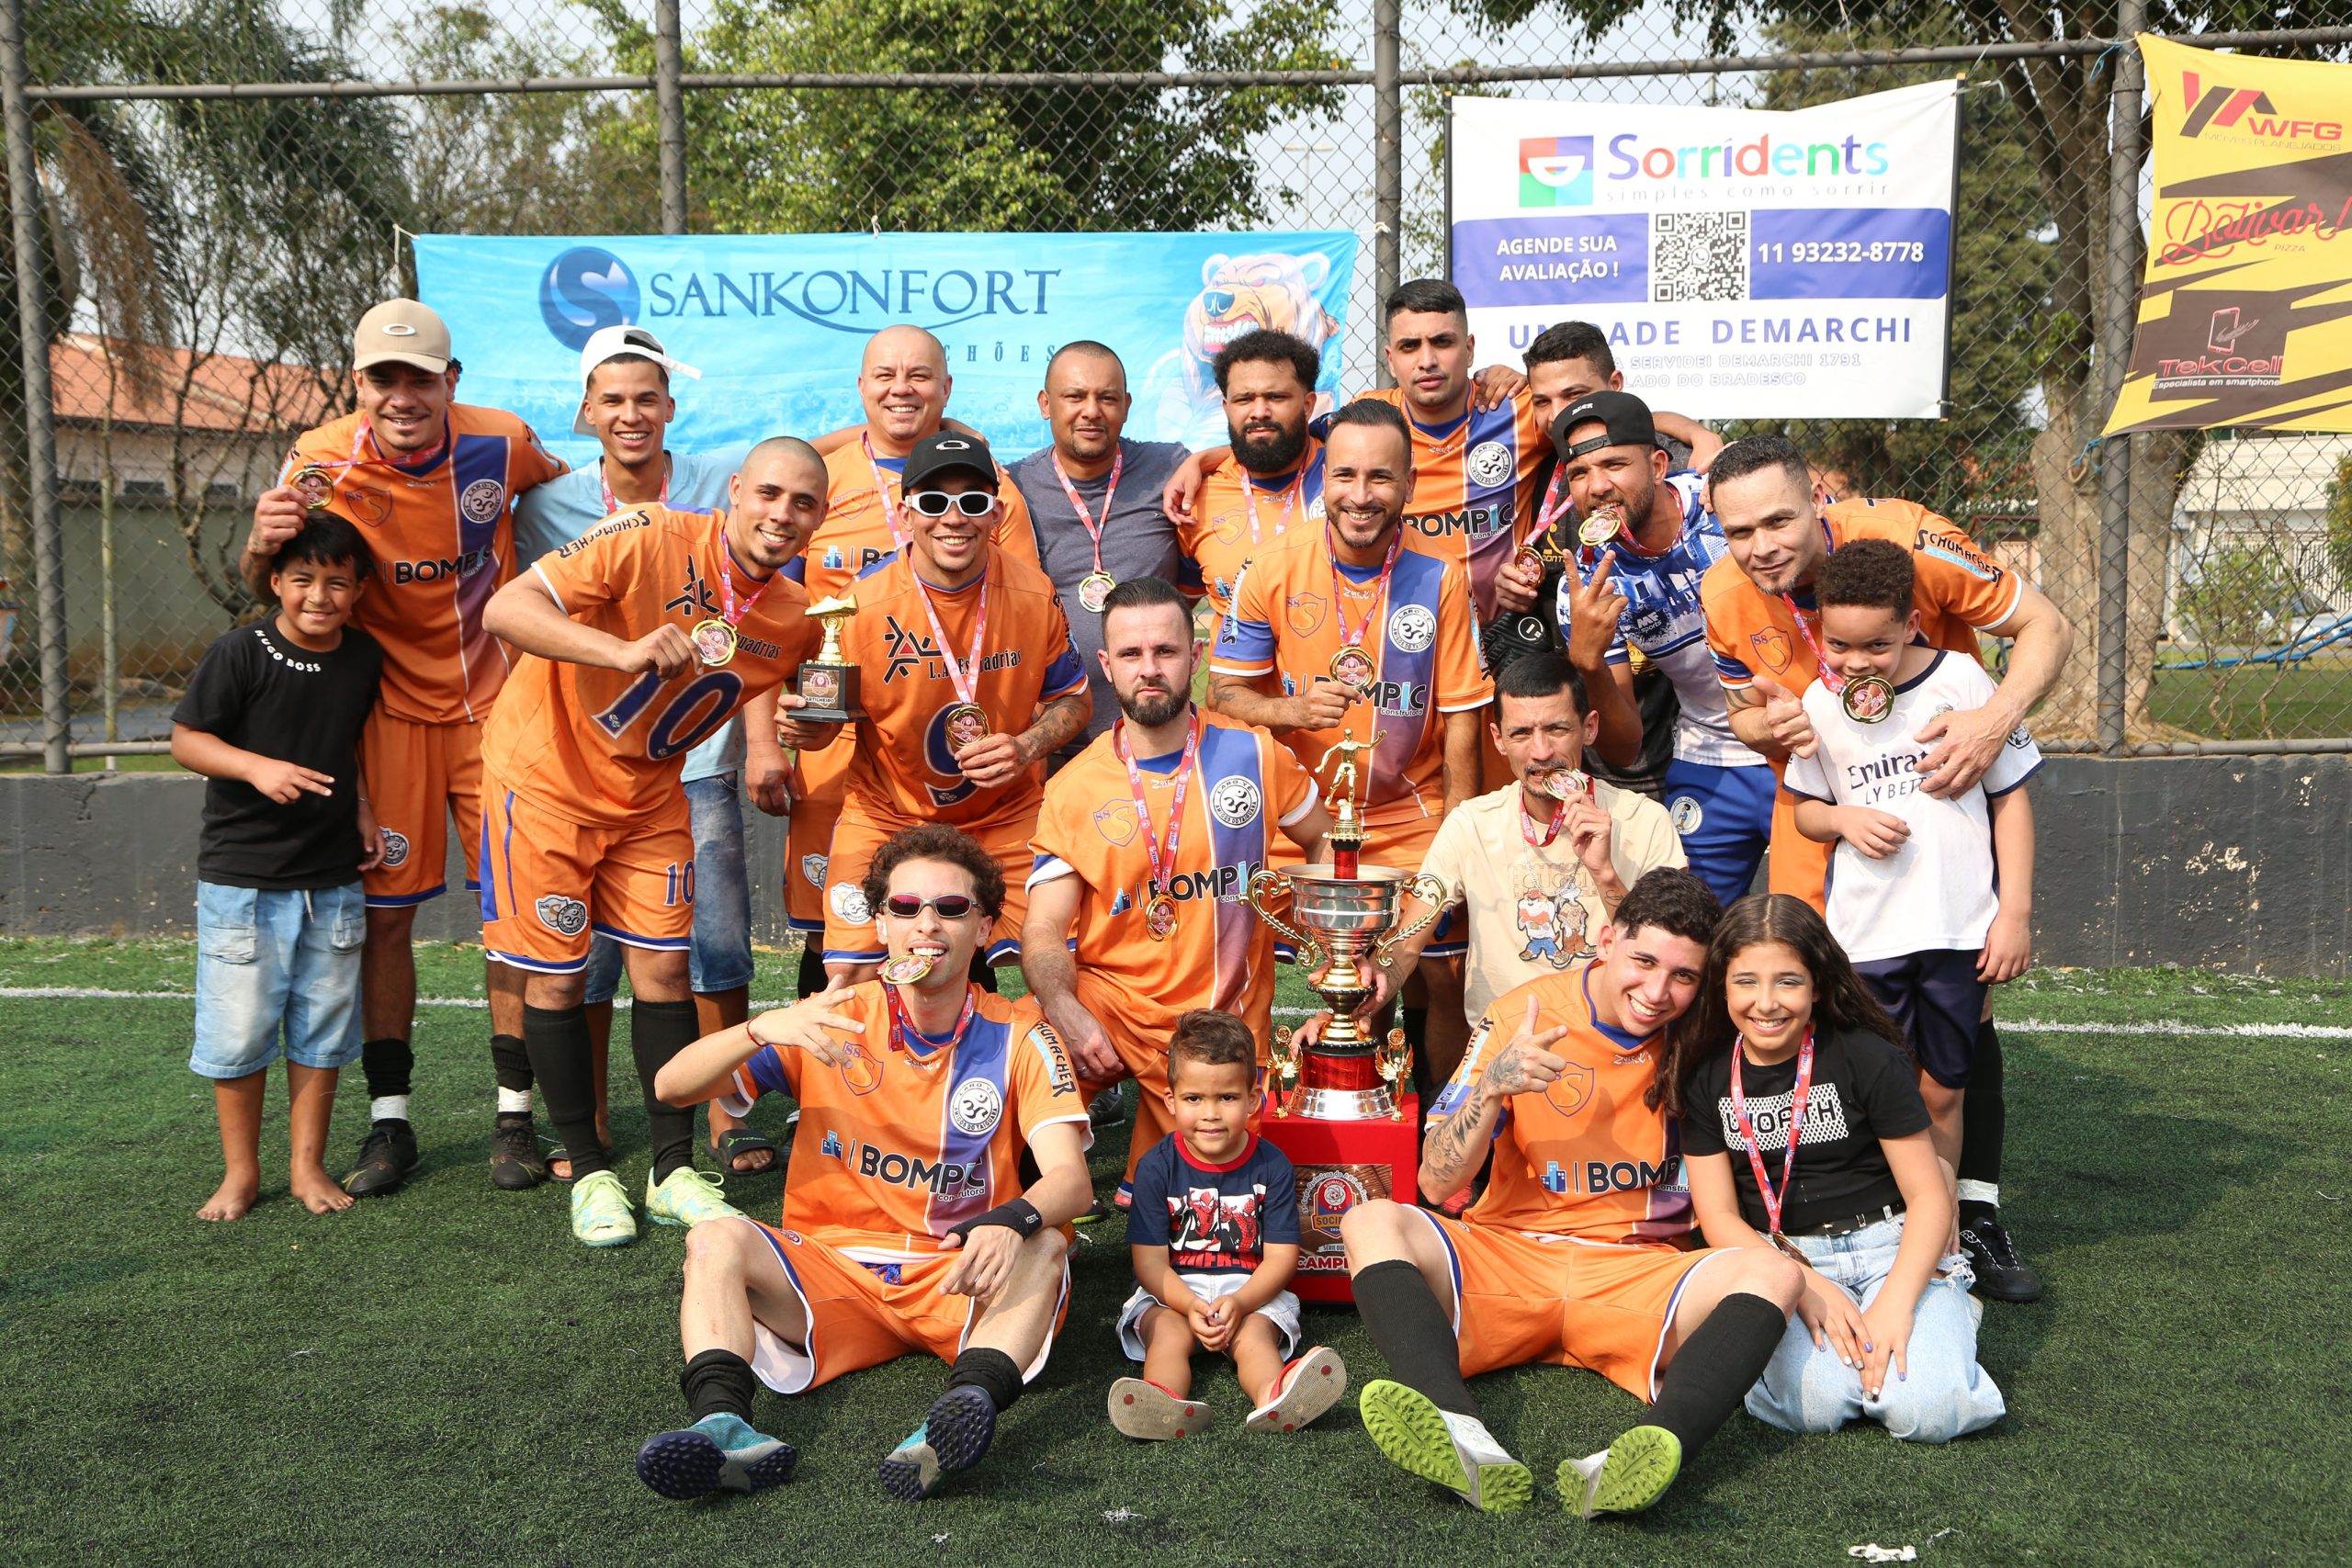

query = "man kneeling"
1340;867;1802;1517
639;824;1094;1502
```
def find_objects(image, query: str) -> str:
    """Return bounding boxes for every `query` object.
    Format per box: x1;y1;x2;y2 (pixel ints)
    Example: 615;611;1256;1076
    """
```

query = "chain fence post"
655;0;687;235
1;0;70;774
2095;2;2146;757
1372;0;1401;388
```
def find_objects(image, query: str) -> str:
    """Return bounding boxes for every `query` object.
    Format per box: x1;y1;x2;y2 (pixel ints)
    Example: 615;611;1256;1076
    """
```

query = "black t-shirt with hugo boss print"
1679;1026;1930;1234
174;618;383;890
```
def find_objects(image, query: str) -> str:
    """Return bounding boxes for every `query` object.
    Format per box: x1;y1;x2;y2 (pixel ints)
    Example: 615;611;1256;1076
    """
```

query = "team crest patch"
1093;799;1140;848
459;478;506;525
2007;725;2034;750
1750;626;1792;672
345;487;392;525
829;882;871;924
800;853;827;889
378;829;410;868
1284;592;1327;638
1387;603;1437;653
1467;440;1512;488
1209;774;1262;829
1306;494;1327;521
1544;1061;1595;1116
1668;795;1703;834
948;1077;1004;1136
840;1041;885;1095
535;895;589;937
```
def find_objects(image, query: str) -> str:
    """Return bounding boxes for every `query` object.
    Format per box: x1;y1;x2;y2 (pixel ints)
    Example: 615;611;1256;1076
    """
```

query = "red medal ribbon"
885;980;978;1056
601;452;671;516
863;434;913;553
1242;468;1302;546
712;513;775;630
1326;522;1406;654
1519;796;1566;847
355;410;452;475
1729;1028;1815;1240
1051;446;1122;581
1779;596;1846;694
910;557;991;710
1114;712;1200;915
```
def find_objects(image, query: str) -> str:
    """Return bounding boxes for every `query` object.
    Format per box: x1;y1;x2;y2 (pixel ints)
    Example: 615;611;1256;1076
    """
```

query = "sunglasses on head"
884;892;978;919
907;490;996;518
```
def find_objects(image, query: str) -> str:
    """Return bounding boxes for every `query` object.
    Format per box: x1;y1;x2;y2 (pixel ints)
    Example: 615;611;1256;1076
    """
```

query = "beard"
1117;682;1189;728
1233;419;1308;476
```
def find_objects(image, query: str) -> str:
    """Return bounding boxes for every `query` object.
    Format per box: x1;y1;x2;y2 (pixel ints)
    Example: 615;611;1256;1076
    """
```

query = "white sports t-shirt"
1783;650;2041;962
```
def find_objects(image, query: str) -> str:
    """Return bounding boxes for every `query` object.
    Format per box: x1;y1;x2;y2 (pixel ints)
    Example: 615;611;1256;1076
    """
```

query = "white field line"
3;986;2347;1040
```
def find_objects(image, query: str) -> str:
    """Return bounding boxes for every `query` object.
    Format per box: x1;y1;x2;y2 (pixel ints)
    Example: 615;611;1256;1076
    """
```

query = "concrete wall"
5;756;2346;975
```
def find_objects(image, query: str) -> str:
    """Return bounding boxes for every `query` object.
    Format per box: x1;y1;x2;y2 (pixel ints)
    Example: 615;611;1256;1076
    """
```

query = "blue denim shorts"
583;773;753;1003
190;880;366;1078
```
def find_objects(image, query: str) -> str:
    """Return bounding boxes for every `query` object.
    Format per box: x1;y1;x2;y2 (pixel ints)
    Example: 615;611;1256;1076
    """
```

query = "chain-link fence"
7;0;2350;766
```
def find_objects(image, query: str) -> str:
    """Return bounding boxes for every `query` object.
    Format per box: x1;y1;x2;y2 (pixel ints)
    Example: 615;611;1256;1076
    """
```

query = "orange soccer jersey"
1356;388;1547;622
1210;524;1492;832
1183;446;1326;617
480;505;820;826
281;405;567;725
719;983;1091;1255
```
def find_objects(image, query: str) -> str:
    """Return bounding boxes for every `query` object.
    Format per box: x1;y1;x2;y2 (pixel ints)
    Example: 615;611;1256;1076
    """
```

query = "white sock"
497;1087;532;1115
1956;1179;2000;1207
369;1095;412;1123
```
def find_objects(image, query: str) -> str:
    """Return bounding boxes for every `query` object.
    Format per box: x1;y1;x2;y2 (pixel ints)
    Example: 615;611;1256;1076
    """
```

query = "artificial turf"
4;940;2347;1566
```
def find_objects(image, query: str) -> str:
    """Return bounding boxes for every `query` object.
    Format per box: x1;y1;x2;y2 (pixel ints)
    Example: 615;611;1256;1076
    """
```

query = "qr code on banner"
1651;210;1750;302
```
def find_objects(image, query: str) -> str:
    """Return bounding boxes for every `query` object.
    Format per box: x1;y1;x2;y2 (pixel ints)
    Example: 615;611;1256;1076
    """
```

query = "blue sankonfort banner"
413;231;1360;464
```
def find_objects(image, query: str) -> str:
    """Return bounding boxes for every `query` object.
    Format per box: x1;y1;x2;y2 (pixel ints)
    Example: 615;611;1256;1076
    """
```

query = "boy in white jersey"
1781;539;2039;1181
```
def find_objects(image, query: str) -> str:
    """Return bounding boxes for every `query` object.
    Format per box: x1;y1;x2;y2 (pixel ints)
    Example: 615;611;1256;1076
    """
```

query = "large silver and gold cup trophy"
1244;738;1453;1300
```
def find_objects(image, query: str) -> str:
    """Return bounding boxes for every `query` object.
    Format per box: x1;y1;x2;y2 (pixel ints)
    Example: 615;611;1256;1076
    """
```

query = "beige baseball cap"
353;299;452;373
573;324;703;434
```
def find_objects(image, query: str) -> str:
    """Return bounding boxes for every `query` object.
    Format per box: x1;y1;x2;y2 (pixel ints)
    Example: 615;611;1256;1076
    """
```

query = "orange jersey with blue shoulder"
720;983;1091;1256
791;436;1041;604
280;404;567;725
1349;388;1546;622
1428;963;1691;1245
831;546;1088;827
1183;446;1326;616
480;505;820;825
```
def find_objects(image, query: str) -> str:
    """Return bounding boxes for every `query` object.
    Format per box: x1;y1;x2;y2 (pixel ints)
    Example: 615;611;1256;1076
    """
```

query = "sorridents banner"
412;232;1359;462
2104;39;2352;435
1446;83;1959;420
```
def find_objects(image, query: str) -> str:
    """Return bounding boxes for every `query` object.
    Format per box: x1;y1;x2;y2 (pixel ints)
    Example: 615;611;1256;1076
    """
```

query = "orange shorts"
1765;782;1831;911
737;1219;1070;1393
784;744;851;935
1419;1212;1728;1400
360;709;483;908
820;800;1035;968
1087;1010;1268;1189
477;778;694;975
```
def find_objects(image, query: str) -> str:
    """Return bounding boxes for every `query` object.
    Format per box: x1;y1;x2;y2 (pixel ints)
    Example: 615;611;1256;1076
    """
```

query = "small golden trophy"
795;594;864;723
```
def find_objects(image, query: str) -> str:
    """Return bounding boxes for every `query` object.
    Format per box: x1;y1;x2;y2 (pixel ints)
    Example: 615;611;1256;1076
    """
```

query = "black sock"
796;942;827;1001
1647;1292;1787;1452
681;1347;758;1423
490;1032;532;1094
360;1037;413;1102
1958;1017;2006;1194
523;1003;607;1178
631;998;702;1184
1353;1258;1479;1419
944;1347;1023;1414
967;952;1000;994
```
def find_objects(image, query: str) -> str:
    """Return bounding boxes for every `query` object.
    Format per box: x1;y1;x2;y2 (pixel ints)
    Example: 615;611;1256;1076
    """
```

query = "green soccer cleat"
1357;1379;1532;1513
570;1168;638;1247
878;1385;998;1501
1559;1424;1682;1518
646;1165;740;1228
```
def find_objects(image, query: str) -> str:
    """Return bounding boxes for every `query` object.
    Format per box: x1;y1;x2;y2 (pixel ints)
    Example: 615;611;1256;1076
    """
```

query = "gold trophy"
794;595;864;724
1245;737;1449;1121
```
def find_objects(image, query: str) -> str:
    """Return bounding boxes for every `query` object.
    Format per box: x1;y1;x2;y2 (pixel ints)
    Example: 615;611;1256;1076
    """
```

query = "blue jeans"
582;774;752;1003
1745;1213;2007;1443
190;881;366;1078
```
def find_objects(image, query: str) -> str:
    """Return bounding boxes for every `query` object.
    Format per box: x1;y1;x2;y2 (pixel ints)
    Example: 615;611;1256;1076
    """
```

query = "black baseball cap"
1551;390;1658;460
900;432;997;492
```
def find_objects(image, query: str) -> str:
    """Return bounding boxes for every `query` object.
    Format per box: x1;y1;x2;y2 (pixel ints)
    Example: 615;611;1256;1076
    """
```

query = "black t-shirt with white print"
1679;1026;1929;1234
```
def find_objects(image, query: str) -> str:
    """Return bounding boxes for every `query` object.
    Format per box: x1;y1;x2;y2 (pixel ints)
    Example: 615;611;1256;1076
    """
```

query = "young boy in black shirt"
172;514;385;1220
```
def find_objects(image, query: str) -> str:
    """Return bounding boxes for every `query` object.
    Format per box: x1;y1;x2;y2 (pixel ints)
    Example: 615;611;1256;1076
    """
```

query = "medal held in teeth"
1841;674;1894;724
1542;767;1593;800
879;953;935;986
1577;506;1627;547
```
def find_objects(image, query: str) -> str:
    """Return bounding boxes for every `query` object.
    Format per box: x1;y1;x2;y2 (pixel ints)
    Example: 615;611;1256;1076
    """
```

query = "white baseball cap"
573;324;703;434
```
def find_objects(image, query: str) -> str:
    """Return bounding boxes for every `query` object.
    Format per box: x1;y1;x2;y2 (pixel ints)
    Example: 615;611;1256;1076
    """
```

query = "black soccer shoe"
878;1385;998;1501
1961;1210;2044;1303
490;1111;549;1190
341;1117;420;1198
1088;1080;1129;1130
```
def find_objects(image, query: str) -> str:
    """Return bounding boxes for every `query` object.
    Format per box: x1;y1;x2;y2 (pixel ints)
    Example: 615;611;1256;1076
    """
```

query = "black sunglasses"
906;491;996;518
884;893;978;919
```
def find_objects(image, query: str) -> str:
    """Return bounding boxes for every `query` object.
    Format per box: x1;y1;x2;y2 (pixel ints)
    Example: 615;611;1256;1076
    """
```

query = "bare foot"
549;1122;612;1183
290;1164;356;1214
198;1175;260;1222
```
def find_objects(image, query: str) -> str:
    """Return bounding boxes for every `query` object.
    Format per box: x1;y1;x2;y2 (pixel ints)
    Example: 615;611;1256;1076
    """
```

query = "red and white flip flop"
1246;1346;1348;1434
1108;1378;1211;1439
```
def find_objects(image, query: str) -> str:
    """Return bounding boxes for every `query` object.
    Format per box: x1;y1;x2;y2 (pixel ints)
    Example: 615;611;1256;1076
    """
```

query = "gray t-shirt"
1007;437;1195;753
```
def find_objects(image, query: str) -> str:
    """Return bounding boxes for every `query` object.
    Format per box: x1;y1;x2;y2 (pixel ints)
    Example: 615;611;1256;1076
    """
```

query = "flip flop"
717;1125;779;1175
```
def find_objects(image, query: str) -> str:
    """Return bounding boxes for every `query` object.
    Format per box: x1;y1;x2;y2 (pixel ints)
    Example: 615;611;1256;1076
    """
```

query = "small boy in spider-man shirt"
1106;1010;1348;1440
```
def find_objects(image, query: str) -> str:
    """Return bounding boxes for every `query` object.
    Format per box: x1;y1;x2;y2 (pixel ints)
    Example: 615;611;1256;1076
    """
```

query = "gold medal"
879;953;936;986
691;618;738;667
1076;571;1116;615
1145;893;1178;941
1512;544;1545;579
290;465;334;510
944;703;990;753
1577;508;1625;547
1542;767;1593;800
1328;646;1375;693
1841;674;1894;724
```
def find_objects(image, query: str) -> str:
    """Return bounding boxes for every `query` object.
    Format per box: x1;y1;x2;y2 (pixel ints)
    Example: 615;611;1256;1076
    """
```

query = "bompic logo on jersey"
378;829;411;868
948;1077;1004;1137
539;246;639;353
1386;602;1437;653
829;882;872;924
1521;135;1596;207
536;895;589;937
1208;773;1262;829
459;478;507;525
1466;439;1514;489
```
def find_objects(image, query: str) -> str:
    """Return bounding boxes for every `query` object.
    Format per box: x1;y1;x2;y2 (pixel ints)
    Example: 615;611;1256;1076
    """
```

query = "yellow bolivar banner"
2104;38;2352;434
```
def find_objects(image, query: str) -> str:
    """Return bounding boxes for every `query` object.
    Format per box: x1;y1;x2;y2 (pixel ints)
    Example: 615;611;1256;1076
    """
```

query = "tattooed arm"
1418;996;1571;1203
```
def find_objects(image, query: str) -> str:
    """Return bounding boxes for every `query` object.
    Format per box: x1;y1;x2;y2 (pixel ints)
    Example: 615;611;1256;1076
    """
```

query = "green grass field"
6;939;2349;1567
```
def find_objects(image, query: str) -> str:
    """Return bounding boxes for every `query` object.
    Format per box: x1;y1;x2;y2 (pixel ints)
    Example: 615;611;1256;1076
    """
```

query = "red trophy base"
1259;1089;1419;1304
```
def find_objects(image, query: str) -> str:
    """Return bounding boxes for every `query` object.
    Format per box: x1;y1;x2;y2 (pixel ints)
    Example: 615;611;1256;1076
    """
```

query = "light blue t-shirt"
514;446;752;784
